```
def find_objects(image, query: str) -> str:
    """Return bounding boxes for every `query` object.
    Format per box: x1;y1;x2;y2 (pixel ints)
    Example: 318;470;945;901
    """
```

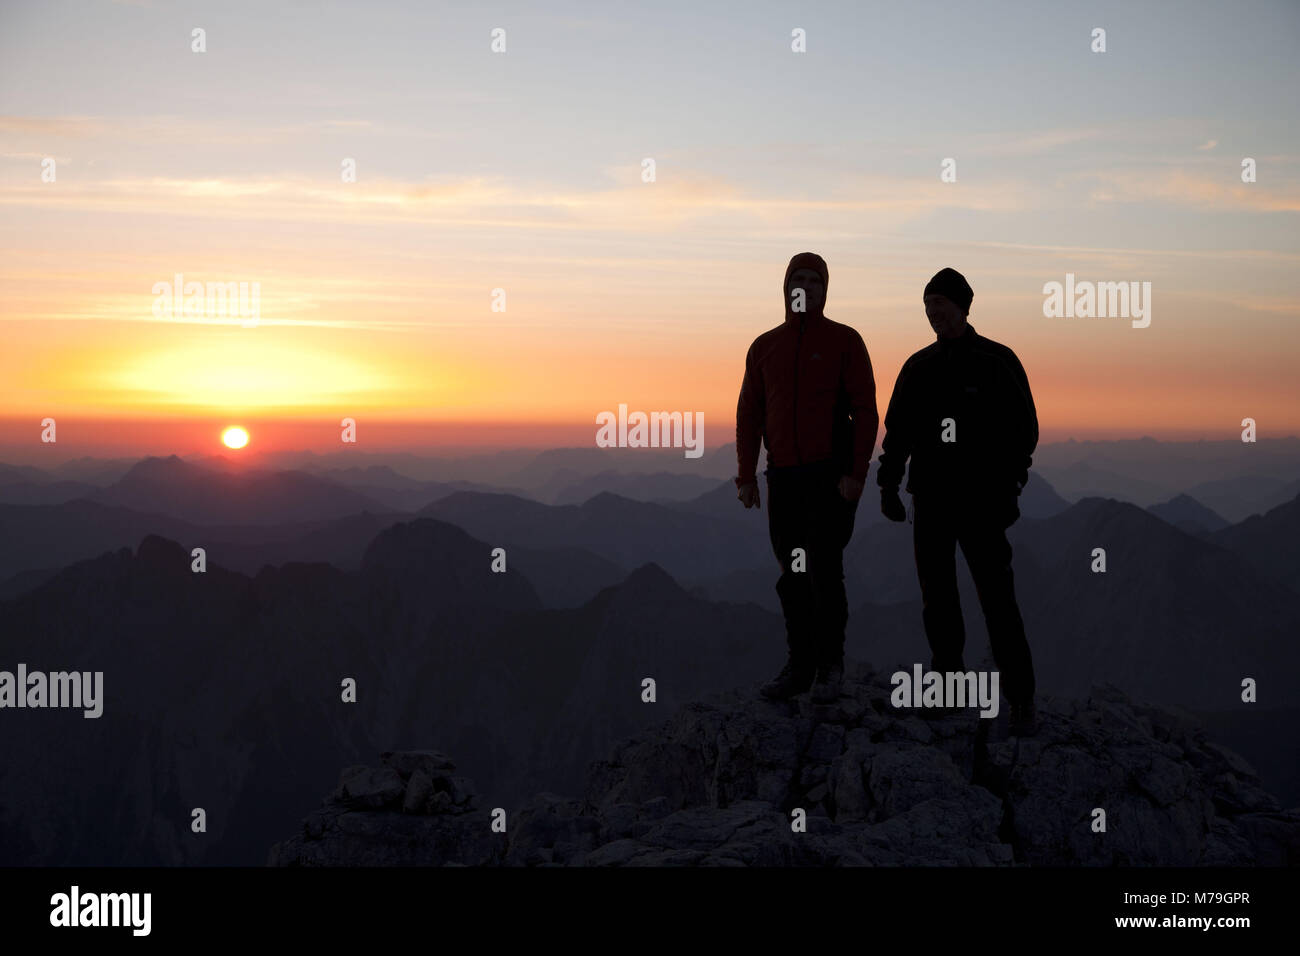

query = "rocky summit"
269;662;1300;866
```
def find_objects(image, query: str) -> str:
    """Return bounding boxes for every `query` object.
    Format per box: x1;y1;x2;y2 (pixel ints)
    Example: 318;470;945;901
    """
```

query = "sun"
221;426;250;449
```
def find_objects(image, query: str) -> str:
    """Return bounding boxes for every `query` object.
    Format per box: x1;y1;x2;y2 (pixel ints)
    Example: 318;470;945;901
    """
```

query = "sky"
1;0;1298;461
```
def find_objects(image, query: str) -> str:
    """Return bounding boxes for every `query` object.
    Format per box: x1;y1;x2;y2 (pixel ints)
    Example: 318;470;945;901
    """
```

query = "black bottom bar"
0;866;1283;942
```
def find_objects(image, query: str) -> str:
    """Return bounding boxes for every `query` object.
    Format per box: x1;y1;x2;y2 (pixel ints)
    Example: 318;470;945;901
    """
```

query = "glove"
838;475;865;502
881;488;907;522
737;481;760;509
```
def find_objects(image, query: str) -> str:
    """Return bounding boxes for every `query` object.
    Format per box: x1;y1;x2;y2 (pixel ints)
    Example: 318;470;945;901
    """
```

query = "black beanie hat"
924;267;973;315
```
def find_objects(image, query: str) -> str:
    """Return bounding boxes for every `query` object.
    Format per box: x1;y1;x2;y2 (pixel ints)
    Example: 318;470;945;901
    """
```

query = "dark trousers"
766;460;859;671
912;495;1035;705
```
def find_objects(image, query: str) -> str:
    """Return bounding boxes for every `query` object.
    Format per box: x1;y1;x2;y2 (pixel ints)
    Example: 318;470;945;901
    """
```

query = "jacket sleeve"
845;330;879;482
1004;349;1038;492
875;359;912;493
735;339;765;487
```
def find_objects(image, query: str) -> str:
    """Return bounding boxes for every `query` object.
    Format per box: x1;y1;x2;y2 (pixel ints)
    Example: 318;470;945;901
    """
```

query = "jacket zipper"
792;316;804;464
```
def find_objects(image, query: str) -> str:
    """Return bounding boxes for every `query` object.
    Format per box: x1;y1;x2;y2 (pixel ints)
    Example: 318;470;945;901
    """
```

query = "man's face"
787;267;826;316
925;294;967;339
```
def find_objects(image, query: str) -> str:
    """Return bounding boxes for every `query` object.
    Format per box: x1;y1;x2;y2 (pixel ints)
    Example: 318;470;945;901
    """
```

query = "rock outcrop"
269;662;1300;866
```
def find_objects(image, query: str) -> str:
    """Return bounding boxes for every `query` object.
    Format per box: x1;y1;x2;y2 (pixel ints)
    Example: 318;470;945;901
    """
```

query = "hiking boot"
810;661;844;703
1009;700;1039;736
761;660;815;701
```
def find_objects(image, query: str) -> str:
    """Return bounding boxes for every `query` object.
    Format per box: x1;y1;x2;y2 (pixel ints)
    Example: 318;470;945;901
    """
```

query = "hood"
783;252;828;321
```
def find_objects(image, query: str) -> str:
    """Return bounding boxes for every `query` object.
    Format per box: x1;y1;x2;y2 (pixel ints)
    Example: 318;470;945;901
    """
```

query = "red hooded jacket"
735;253;879;486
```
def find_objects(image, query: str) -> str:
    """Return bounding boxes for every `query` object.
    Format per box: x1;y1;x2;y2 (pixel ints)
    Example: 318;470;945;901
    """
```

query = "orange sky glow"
2;3;1297;462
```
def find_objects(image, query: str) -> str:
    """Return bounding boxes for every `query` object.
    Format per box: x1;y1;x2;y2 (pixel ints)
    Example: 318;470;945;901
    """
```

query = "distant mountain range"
1033;437;1300;519
1;443;1298;865
7;437;1299;517
89;455;390;525
3;488;1299;864
0;463;98;506
1147;494;1230;535
0;521;774;864
553;470;723;506
3;451;1299;615
1211;493;1300;596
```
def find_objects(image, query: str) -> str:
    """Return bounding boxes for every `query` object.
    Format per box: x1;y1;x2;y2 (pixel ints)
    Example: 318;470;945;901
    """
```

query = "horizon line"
1;433;1299;469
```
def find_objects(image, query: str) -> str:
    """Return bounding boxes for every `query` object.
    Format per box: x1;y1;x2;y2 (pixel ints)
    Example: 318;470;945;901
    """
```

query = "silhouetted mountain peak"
122;454;194;480
1148;493;1229;534
360;517;479;571
1048;495;1238;566
359;517;542;613
580;491;641;511
418;490;544;517
1210;491;1300;594
341;465;406;482
136;534;189;570
582;561;691;620
87;456;386;527
620;562;683;595
1071;494;1136;514
1062;496;1163;532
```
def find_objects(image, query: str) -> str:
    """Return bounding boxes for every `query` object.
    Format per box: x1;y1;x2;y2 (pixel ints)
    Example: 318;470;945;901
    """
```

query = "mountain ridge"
270;662;1300;867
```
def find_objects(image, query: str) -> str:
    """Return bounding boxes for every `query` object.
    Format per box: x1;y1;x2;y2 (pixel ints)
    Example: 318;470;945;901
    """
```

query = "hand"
838;475;864;501
737;481;761;509
995;495;1020;529
881;488;907;522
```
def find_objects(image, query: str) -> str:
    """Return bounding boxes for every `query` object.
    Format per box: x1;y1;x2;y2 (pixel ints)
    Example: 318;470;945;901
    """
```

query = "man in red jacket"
735;252;879;703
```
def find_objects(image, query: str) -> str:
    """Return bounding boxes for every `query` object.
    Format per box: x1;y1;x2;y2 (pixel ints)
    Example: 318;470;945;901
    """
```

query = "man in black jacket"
876;268;1039;735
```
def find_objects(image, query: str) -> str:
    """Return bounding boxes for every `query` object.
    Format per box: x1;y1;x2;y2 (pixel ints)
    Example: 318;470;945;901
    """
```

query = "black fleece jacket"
875;323;1037;499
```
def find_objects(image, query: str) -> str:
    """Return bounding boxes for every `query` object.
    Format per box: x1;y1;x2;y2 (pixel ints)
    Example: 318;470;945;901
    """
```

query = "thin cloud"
0;115;106;137
1082;168;1300;212
0;168;1037;234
